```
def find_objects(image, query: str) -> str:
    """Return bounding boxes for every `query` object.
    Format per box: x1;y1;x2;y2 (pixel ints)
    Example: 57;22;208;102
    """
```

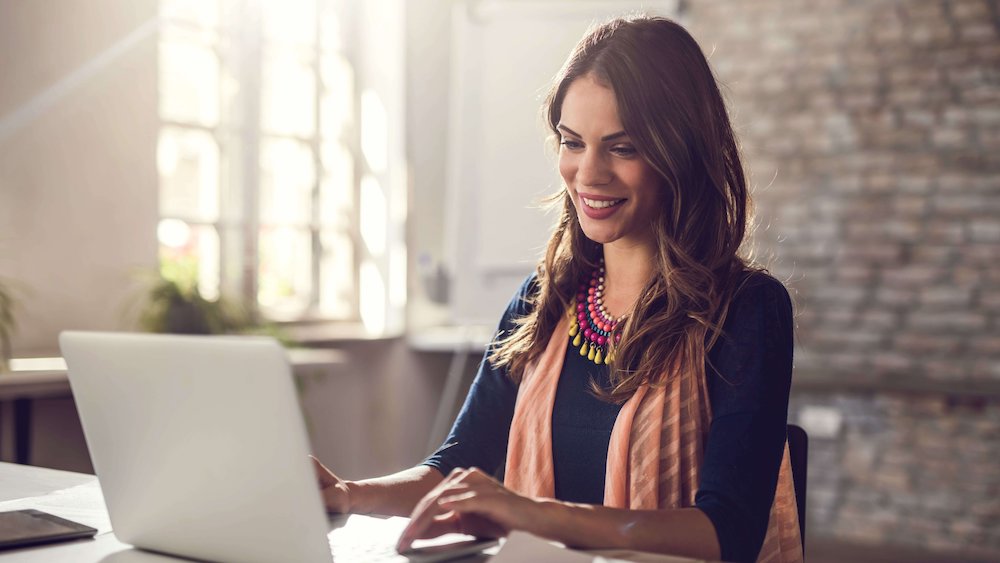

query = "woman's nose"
577;149;612;186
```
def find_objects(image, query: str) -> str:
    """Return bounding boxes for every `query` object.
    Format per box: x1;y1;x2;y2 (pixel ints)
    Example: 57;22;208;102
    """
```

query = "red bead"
597;335;607;345
584;328;593;338
587;295;594;304
588;304;595;312
589;332;598;343
579;320;587;330
577;312;586;321
577;303;585;312
598;322;607;332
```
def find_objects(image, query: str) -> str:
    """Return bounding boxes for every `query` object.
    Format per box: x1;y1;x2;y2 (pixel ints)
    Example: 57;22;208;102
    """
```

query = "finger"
437;492;515;536
402;478;474;535
452;512;507;539
398;467;483;550
397;512;456;552
398;494;451;551
437;492;497;521
416;511;502;540
437;491;477;508
428;498;506;540
309;455;337;488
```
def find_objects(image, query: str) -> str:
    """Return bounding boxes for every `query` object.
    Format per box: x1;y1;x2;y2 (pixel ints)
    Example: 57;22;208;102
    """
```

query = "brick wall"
789;392;1000;556
685;0;1000;556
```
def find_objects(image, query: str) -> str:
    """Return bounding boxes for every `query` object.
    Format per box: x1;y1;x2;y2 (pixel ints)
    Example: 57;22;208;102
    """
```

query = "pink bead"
597;335;607;345
584;328;593;338
590;332;599;343
579;320;587;330
615;333;622;343
577;311;586;321
577;303;585;312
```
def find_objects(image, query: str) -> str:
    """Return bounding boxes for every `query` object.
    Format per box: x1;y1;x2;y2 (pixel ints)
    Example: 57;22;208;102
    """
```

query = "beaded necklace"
569;259;624;365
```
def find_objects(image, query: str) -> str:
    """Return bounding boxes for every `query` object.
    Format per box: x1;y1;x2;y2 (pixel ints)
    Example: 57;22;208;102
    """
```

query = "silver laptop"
59;331;493;563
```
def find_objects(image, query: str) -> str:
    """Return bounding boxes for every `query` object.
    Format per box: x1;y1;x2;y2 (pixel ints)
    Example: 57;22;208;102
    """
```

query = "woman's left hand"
395;467;541;552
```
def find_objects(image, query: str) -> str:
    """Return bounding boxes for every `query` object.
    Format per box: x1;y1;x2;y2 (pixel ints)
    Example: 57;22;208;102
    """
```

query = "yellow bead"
595;350;603;364
588;347;596;361
572;333;582;347
569;324;579;337
605;353;613;365
580;342;588;356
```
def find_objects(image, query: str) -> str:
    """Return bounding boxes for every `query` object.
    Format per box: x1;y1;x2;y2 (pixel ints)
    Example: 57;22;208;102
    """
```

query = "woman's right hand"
310;455;352;513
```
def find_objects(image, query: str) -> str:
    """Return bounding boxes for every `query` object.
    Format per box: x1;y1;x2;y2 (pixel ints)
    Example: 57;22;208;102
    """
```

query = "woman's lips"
578;194;626;220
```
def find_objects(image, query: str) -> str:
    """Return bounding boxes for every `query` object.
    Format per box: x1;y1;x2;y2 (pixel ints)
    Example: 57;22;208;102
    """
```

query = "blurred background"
0;0;998;561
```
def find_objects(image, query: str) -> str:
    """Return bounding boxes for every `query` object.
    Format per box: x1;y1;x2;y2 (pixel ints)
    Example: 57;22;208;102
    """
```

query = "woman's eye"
560;139;583;150
611;145;637;156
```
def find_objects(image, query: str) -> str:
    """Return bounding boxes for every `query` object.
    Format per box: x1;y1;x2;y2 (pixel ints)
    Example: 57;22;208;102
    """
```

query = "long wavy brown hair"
489;15;760;403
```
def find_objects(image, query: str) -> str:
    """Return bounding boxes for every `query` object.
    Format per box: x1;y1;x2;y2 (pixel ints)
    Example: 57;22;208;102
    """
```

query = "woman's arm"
313;457;443;516
695;275;794;560
529;501;721;559
345;466;444;516
397;467;721;559
315;275;538;517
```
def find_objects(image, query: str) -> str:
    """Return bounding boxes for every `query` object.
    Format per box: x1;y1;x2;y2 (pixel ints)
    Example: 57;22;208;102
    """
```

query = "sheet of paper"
0;480;112;536
491;530;703;563
491;530;631;563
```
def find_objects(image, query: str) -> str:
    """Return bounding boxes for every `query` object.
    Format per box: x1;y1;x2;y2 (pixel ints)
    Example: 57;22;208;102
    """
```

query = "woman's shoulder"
729;270;792;315
712;270;793;341
501;271;542;321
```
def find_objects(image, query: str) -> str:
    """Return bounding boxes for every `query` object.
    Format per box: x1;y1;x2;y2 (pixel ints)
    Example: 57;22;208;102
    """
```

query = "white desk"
0;463;174;561
0;463;701;562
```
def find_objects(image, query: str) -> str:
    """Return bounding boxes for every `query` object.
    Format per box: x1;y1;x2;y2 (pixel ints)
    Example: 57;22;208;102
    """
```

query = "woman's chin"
580;227;619;246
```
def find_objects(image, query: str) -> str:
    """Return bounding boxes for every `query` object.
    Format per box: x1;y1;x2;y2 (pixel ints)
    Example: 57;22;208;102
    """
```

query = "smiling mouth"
582;197;626;209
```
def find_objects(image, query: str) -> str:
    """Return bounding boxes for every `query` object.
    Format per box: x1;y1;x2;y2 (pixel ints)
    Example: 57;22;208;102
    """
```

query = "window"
157;0;400;331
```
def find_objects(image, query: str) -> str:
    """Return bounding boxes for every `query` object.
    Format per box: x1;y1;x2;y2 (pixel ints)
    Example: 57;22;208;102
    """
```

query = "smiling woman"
557;75;664;257
314;15;802;563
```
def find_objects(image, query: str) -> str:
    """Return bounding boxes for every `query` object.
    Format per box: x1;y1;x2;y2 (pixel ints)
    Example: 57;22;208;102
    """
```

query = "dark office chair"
787;424;808;548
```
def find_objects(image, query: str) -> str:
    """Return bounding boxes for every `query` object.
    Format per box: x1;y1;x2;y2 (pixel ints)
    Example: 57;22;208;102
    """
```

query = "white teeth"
582;197;623;209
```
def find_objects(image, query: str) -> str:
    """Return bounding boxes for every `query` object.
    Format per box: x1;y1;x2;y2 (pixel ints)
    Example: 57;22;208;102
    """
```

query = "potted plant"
135;258;290;343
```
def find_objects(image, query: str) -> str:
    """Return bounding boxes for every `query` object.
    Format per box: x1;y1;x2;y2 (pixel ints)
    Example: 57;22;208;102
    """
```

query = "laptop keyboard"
327;514;494;563
328;514;411;562
329;533;405;562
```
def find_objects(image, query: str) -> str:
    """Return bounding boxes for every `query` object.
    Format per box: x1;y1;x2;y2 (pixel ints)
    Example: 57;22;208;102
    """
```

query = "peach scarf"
504;314;803;563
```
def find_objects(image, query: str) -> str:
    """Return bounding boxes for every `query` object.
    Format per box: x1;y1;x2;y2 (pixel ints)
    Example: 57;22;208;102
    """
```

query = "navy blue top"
423;272;794;563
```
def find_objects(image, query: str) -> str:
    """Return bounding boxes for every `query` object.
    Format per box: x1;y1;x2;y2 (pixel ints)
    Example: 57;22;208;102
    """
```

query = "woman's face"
558;73;662;250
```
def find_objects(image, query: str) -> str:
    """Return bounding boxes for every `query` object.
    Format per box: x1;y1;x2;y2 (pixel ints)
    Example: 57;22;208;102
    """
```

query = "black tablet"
0;509;98;550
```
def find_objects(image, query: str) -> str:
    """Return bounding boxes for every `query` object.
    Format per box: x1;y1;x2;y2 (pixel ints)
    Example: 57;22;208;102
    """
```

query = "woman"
314;15;802;563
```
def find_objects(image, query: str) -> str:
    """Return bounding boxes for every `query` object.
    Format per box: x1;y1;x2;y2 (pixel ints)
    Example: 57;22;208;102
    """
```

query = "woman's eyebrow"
557;124;628;142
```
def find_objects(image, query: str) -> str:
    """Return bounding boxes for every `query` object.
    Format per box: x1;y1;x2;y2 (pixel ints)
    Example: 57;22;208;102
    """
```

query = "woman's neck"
600;240;657;319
